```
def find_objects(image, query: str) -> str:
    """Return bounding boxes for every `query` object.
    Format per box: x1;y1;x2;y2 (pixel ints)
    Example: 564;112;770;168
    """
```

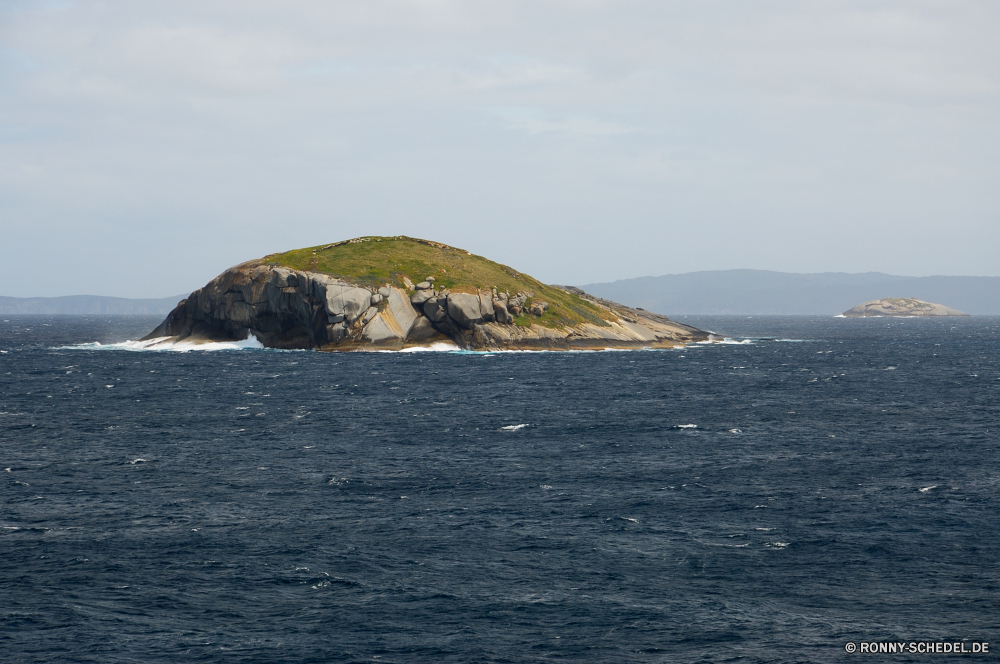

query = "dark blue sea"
2;315;998;663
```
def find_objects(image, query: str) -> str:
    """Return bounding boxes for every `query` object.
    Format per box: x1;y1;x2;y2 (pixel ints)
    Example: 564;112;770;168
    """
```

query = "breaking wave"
394;342;463;353
58;333;266;352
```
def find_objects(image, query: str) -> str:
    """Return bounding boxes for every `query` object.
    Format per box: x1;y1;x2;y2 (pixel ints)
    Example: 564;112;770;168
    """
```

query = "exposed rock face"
445;293;483;328
410;290;434;306
529;301;549;316
361;312;406;343
324;283;372;322
143;263;710;350
407;316;438;341
386;288;418;332
423;297;449;322
842;298;969;317
493;300;510;324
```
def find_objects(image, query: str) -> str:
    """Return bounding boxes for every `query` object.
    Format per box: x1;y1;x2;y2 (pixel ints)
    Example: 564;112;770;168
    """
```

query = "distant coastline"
0;294;189;316
581;270;1000;316
7;270;1000;318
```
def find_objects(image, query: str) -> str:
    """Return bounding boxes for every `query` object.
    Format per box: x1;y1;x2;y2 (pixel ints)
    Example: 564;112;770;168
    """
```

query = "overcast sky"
2;1;998;297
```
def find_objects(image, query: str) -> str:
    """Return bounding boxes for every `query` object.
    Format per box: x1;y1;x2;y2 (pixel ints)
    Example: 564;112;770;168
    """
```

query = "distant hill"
0;294;189;315
579;271;1000;316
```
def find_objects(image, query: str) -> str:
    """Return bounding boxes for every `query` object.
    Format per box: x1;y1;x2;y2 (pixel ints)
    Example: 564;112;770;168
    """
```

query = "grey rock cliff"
143;263;709;350
446;293;484;329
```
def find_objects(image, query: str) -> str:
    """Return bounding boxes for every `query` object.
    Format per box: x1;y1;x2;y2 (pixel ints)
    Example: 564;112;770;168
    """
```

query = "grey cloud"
1;0;997;297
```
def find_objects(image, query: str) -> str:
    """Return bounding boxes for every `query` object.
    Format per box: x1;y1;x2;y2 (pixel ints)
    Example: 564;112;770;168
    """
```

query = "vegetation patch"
261;236;614;329
885;298;930;308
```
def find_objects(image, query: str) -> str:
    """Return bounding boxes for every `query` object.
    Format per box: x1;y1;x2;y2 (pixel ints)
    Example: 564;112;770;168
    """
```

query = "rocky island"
144;236;709;351
842;298;969;317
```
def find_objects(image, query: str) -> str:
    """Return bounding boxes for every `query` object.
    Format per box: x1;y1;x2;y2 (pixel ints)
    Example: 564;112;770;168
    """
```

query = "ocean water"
1;315;998;663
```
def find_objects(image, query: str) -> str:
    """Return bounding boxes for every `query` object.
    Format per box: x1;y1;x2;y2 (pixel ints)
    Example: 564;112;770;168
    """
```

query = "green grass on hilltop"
262;236;613;329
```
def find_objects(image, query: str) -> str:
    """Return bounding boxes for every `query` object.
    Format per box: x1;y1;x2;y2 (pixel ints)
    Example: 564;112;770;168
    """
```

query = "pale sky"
2;1;998;297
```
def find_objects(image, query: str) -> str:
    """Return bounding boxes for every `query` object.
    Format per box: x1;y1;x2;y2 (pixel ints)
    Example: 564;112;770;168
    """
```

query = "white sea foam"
919;485;937;492
700;539;751;548
53;332;778;355
708;337;814;344
502;424;529;431
698;337;753;345
676;424;697;429
450;347;616;354
391;342;462;353
60;333;265;352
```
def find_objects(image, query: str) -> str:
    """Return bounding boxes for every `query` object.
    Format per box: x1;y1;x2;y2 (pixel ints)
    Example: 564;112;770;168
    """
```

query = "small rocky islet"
842;297;969;317
144;236;710;350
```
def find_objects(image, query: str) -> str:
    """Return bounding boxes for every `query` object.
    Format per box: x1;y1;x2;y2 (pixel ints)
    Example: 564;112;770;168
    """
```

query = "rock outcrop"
842;298;969;318
143;262;710;351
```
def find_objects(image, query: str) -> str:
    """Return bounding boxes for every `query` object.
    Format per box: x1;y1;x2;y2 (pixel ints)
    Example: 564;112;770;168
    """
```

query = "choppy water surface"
2;315;998;663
